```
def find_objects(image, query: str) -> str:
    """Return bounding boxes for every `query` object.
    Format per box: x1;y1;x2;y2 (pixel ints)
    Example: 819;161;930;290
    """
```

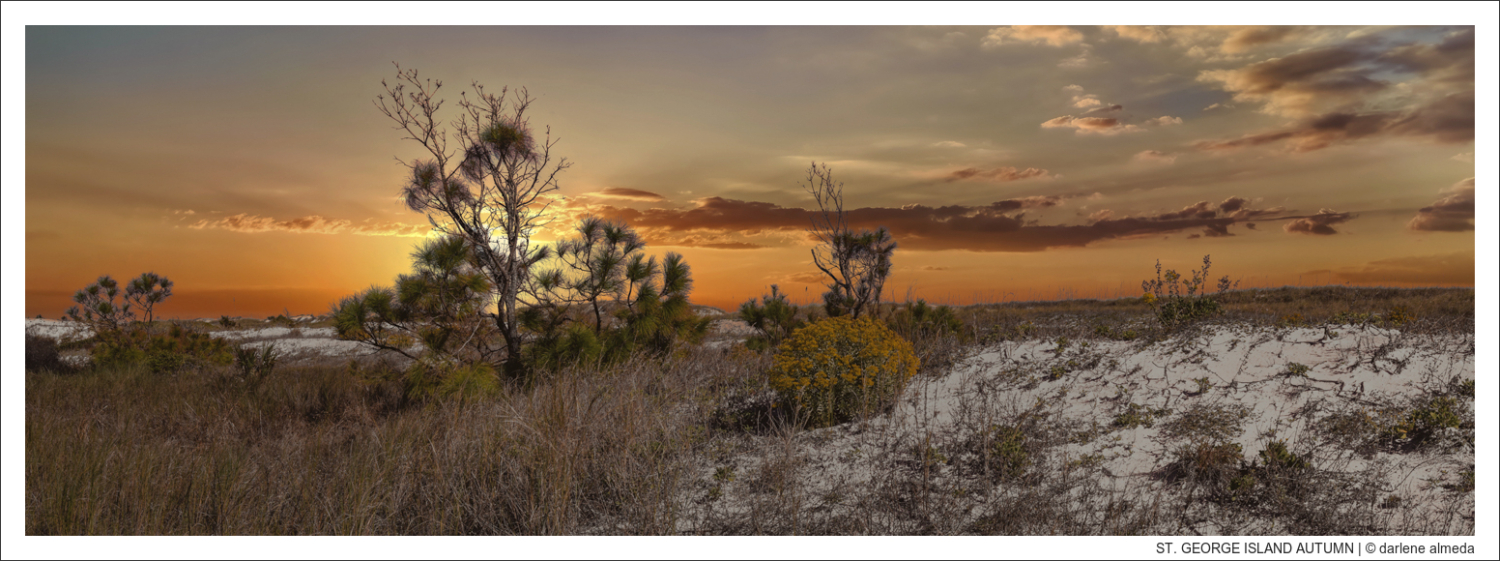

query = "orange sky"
19;19;1489;319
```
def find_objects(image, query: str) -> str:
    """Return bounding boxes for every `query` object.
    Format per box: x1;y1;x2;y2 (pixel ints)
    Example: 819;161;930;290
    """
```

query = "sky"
17;13;1491;319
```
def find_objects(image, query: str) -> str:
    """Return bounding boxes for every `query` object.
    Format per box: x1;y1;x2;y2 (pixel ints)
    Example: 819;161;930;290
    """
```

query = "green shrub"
1382;395;1462;447
1275;313;1305;328
1385;305;1414;327
525;321;605;372
1093;323;1138;341
438;362;503;402
769;316;919;427
405;361;502;402
1285;363;1310;377
1257;440;1309;472
1455;378;1474;399
987;424;1030;481
92;324;233;373
1113;402;1171;429
1139;255;1236;330
887;299;964;340
235;344;279;387
739;284;804;351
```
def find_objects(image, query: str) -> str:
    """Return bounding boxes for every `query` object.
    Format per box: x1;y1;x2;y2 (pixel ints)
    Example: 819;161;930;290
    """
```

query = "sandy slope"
668;325;1475;535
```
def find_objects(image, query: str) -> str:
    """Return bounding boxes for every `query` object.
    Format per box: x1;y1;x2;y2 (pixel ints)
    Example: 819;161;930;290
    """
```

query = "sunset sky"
16;11;1492;319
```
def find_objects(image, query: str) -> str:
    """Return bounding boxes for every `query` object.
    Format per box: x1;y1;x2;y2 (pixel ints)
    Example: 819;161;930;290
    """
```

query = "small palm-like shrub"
769;316;918;427
235;344;279;388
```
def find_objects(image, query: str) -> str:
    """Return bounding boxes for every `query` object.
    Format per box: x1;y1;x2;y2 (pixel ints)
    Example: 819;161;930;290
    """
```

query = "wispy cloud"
188;214;430;237
588;187;669;203
983;25;1084;48
943;166;1052;183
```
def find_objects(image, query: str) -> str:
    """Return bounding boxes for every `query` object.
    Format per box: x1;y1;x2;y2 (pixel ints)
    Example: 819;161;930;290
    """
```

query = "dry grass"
26;347;757;535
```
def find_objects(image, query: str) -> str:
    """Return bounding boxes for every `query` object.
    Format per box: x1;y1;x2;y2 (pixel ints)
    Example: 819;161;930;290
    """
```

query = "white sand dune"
668;325;1474;535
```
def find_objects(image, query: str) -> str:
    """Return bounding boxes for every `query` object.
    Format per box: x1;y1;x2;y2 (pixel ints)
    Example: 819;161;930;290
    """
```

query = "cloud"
1057;44;1098;68
1307;252;1473;286
1218;197;1248;213
1073;96;1102;108
1408;177;1475;232
781;271;828;285
1200;223;1233;237
988;196;1063;211
1220;26;1301;53
1282;208;1355;235
983;25;1084;48
582;194;1291;253
943;166;1052;183
1194;29;1472;153
1083;104;1124;116
1377;28;1475;84
933;140;966;148
189;214;430;237
1108;25;1166;44
1451;152;1473;163
1198;45;1385;117
1043;104;1180;136
1191;90;1474;152
1132;150;1178;165
590;187;669;203
1042;115;1141;136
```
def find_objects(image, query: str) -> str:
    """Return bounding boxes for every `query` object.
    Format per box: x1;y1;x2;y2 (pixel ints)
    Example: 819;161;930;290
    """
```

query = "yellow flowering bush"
769;316;919;427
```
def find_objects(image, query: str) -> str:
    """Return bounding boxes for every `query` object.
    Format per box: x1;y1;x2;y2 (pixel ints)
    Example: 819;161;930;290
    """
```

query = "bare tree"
374;63;571;376
802;162;896;319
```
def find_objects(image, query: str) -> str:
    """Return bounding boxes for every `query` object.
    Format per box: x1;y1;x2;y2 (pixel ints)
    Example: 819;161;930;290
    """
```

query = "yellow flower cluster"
769;315;919;427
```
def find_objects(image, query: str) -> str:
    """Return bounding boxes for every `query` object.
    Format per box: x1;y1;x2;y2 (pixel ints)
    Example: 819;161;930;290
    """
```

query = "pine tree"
125;272;173;324
66;275;135;336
